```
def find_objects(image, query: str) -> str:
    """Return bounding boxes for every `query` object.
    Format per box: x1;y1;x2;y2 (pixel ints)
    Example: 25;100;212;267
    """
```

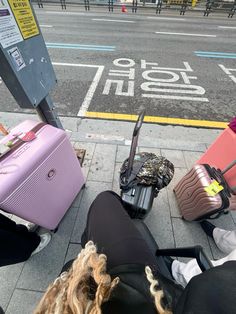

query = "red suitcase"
173;161;236;221
197;127;236;190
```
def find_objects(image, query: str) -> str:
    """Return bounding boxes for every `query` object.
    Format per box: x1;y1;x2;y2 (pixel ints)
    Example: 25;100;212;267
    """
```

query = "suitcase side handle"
125;110;146;183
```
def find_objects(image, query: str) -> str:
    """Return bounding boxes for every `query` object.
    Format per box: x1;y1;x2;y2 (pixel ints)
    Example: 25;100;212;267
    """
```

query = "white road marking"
92;18;135;23
142;94;209;102
147;16;186;21
52;62;104;116
155;31;216;37
218;64;232;75
45;11;87;15
78;66;104;116
219;64;236;83
218;26;236;29
230;75;236;83
39;25;53;28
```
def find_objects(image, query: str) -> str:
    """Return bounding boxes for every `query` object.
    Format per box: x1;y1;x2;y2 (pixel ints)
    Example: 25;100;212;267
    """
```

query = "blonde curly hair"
34;241;172;314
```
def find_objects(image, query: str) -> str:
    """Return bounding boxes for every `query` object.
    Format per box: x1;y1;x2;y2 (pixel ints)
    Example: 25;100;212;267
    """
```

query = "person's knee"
89;190;123;217
94;190;121;205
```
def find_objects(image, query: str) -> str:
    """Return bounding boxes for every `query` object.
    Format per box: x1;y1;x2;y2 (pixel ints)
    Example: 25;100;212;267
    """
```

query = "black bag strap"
121;154;150;189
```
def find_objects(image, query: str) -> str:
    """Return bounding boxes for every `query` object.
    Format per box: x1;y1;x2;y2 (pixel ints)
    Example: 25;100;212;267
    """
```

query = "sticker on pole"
8;0;40;40
8;46;26;71
0;0;23;48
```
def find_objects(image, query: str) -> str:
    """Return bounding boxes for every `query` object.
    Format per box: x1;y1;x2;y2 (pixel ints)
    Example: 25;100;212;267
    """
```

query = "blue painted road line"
46;42;115;51
195;54;236;59
195;51;236;56
195;51;236;59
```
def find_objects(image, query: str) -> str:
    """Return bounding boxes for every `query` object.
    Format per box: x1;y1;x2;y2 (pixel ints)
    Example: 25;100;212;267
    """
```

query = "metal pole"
36;95;64;129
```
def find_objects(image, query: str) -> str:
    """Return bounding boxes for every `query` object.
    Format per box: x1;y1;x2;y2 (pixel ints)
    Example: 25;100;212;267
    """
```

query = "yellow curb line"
85;112;228;129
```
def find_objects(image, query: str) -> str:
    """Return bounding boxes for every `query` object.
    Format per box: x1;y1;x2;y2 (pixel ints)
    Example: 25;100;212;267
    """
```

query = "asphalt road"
1;6;236;126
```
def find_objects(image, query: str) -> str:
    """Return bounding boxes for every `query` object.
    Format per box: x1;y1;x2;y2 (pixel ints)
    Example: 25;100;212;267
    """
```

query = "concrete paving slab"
81;159;92;180
6;289;43;314
71;181;112;243
0;112;39;130
161;149;186;168
0;112;78;132
116;145;130;163
167;189;182;218
0;263;25;312
16;206;79;291
76;119;221;149
183;150;204;170
64;243;82;264
87;144;116;182
71;188;85;208
230;211;236;224
145;189;175;249
167;168;188;217
60;116;78;132
172;218;213;260
112;163;122;195
74;142;96;160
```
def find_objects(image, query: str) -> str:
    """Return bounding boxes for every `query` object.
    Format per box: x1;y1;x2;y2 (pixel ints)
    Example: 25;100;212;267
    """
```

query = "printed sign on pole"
8;0;40;39
0;0;23;48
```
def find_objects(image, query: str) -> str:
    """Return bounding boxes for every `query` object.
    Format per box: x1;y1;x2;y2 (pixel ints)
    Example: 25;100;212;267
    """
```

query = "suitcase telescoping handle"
221;159;236;193
125;110;146;183
222;159;236;175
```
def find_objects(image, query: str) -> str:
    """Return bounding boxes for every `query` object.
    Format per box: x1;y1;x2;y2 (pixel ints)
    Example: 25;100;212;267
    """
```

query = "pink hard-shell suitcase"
197;127;236;191
173;162;236;221
0;120;85;229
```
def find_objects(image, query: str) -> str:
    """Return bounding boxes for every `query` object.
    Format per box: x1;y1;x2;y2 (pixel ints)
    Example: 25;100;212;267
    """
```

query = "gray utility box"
0;0;56;109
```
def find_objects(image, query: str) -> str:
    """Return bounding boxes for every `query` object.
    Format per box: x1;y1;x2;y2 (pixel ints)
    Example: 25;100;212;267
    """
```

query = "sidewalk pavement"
0;111;235;313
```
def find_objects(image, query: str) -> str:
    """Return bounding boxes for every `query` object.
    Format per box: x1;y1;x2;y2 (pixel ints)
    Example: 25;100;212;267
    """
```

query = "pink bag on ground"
0;120;85;229
174;163;236;221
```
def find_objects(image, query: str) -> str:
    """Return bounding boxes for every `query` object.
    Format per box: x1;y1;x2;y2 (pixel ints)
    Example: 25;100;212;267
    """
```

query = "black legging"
0;213;40;267
81;191;157;271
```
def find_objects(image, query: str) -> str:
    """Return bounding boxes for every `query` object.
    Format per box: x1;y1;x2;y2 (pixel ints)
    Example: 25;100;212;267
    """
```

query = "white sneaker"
26;222;39;233
31;233;51;256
